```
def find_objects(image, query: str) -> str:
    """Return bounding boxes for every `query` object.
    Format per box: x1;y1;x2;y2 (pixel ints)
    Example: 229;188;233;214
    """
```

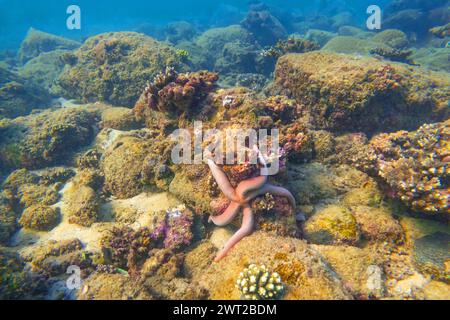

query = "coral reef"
236;264;285;300
101;205;193;277
58;32;188;106
100;107;139;130
372;121;450;215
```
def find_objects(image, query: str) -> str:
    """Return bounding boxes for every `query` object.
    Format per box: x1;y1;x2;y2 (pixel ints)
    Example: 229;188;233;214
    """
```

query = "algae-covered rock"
241;10;287;46
196;25;253;54
185;234;352;300
64;184;100;227
102;135;152;199
0;246;47;299
372;29;409;49
0;65;51;119
58;32;188;106
313;245;385;298
273;51;450;134
100;107;139;130
18;28;80;64
305;29;337;47
413;232;449;281
351;206;403;243
77;273;153;300
303;205;360;246
19;204;60;231
322;36;386;55
165;21;198;44
17;183;60;209
412;48;450;73
0;193;17;245
0;107;97;171
18;49;68;95
337;26;372;39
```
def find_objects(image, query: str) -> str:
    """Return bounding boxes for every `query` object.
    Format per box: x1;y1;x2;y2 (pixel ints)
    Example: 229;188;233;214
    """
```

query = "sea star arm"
236;175;268;199
209;201;242;227
207;159;241;203
214;205;254;262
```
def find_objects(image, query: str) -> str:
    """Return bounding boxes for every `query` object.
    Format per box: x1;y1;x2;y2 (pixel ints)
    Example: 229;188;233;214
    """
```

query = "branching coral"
134;67;218;117
236;264;285;300
372;120;449;215
102;205;193;277
370;47;416;65
261;37;320;59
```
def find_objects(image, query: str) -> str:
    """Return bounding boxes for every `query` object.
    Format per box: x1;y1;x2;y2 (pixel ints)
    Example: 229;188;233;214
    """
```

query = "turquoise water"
1;0;398;49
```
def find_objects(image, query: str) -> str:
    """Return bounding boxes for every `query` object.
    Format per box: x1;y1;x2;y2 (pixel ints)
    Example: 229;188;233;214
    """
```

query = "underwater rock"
215;41;261;75
175;41;211;71
184;234;352;299
17;182;60;209
220;73;269;92
18;49;68;95
22;238;94;277
411;48;450;73
195;25;254;60
350;206;403;243
305;29;337;47
273;51;450;134
18;28;80;64
303;205;360;246
0;107;98;171
372;29;410;50
429;23;450;39
241;10;287;46
384;9;427;36
0;65;52;119
101;134;156;199
413;232;449;281
337;26;372;39
164;21;198;45
19;204;60;231
0;193;17;245
313;245;385;299
100;106;140;131
0;246;47;299
322;36;387;55
64;183;100;227
77;273;153;300
58;32;188;106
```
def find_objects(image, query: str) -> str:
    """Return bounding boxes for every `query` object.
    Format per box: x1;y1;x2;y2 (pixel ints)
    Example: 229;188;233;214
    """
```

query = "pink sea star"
207;153;296;262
